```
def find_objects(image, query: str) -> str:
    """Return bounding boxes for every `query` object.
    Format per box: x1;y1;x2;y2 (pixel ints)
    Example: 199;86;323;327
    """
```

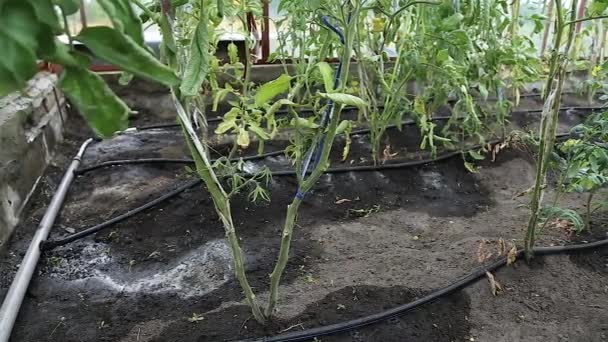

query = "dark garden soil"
0;95;607;342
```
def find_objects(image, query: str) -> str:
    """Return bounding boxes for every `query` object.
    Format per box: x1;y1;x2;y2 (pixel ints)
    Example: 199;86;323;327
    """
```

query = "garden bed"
1;95;607;342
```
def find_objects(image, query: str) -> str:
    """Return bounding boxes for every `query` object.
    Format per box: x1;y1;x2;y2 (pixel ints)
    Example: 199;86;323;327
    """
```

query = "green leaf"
59;67;129;137
463;161;479;173
212;85;233;111
98;0;145;46
158;14;177;68
449;30;470;46
76;27;179;86
237;128;250;148
215;120;237;134
214;107;239;134
254;74;292;107
248;123;270;140
336;120;352;135
53;0;79;15
28;0;61;32
442;13;464;30
478;84;489;100
290;117;319;129
318;92;367;110
118;72;134;85
436;49;449;64
590;0;608;15
0;1;41;97
38;39;83;67
180;11;209;97
317;61;335;93
468;150;485;160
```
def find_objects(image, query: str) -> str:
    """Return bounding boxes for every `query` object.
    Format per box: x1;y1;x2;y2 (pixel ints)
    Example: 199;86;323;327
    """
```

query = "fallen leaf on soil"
381;144;398;165
477;239;493;263
485;271;504;296
507;245;518;266
188;313;204;323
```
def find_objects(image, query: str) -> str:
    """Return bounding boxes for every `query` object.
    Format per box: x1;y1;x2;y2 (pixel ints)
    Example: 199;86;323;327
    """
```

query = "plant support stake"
0;138;93;342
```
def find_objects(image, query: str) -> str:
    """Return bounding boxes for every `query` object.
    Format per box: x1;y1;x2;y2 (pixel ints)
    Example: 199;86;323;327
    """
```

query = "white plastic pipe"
0;138;93;342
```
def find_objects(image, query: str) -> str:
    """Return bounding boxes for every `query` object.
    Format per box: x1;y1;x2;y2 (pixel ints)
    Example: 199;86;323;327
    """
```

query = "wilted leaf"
290;117;319;129
318;92;367;109
180;11;209;96
507;245;518;266
237;128;250;148
317;61;335;93
76;27;179;86
248;123;270;140
485;271;503;296
59;67;129;137
212;86;233;111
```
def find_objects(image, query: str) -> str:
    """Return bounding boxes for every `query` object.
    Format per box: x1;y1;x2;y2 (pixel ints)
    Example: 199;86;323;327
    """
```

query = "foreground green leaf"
254;74;292;107
59;67;129;137
98;0;145;46
52;0;79;15
76;27;179;86
180;5;209;97
0;1;41;97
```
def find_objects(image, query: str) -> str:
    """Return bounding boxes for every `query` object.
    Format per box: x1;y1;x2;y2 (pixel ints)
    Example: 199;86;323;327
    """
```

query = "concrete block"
0;72;66;247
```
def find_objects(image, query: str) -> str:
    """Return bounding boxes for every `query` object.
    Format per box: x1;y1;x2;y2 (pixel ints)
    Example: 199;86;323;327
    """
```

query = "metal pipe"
0;138;93;342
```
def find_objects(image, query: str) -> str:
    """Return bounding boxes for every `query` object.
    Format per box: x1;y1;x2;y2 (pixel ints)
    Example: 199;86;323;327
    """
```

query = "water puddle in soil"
47;239;234;298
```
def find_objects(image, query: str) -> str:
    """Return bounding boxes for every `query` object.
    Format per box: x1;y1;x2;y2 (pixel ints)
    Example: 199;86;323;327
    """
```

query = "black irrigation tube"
243;237;608;342
74;149;286;175
43;140;489;250
40;179;201;250
44;133;574;250
75;116;455;175
78;103;590;176
135;95;606;131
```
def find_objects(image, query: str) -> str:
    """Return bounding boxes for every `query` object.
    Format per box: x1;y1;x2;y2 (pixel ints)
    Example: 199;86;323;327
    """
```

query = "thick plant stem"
156;0;265;324
265;9;358;317
524;0;577;261
265;198;301;316
175;96;266;324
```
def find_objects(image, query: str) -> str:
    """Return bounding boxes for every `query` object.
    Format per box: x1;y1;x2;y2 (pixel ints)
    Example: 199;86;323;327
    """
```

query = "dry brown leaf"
381;144;398;165
485;271;504;296
497;238;507;256
476;239;494;263
507;245;518;266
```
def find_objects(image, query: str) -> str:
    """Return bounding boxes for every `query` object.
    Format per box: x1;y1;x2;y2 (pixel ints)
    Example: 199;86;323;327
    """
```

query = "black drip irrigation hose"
135;99;606;132
75;149;286;175
47;133;574;250
44;142;489;250
40;179;201;251
242;237;608;342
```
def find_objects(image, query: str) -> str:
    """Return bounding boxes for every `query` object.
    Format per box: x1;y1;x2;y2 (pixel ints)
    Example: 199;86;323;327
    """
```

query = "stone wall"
0;72;67;247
